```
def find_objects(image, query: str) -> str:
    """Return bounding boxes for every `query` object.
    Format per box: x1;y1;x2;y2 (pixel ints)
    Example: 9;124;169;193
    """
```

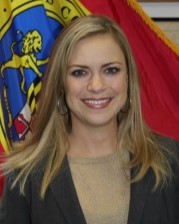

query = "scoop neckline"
67;151;120;164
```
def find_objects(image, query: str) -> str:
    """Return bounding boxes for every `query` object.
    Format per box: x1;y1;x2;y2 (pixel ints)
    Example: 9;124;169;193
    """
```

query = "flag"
0;0;90;196
0;0;179;196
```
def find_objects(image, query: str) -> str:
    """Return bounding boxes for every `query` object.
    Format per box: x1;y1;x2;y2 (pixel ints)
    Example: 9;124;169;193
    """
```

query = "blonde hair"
1;15;174;198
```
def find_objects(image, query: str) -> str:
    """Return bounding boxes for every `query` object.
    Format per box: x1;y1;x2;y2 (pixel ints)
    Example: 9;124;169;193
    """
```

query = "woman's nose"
87;74;106;93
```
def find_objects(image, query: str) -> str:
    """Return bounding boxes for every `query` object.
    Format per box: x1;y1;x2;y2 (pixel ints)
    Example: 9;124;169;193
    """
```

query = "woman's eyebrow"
68;64;89;69
101;62;123;68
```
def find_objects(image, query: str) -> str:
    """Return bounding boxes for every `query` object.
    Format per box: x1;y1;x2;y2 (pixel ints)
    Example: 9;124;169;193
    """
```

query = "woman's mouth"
82;98;112;109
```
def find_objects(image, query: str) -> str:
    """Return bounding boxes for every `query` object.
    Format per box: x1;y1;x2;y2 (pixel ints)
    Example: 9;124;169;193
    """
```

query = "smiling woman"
65;34;128;137
0;15;179;224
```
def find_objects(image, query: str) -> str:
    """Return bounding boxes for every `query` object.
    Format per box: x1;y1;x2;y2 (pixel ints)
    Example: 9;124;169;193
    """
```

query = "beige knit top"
68;151;130;224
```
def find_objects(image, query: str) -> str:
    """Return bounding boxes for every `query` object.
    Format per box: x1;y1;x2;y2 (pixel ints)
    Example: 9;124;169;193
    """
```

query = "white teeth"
84;99;109;105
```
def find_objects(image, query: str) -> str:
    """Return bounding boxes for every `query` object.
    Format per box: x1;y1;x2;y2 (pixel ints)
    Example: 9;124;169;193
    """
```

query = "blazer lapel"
49;157;86;224
127;167;153;224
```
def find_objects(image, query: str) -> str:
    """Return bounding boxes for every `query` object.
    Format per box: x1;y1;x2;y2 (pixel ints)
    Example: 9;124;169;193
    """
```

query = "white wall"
140;2;179;18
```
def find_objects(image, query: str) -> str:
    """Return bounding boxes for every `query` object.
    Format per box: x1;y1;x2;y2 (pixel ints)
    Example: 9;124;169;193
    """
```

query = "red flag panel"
80;0;179;140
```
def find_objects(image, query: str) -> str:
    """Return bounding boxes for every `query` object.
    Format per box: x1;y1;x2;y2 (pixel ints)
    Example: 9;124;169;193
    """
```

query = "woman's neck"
68;122;118;158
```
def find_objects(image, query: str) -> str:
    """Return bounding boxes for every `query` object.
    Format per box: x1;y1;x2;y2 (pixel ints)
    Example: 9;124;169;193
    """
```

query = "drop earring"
57;92;68;116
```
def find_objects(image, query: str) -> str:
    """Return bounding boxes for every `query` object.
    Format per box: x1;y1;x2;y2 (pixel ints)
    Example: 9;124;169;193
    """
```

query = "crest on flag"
0;2;55;152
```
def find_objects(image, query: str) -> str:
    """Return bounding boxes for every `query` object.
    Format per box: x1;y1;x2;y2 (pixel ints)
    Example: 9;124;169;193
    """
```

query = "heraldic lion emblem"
1;30;49;93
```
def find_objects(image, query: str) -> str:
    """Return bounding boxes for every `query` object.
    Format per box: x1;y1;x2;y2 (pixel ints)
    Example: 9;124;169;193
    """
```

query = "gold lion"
1;30;49;93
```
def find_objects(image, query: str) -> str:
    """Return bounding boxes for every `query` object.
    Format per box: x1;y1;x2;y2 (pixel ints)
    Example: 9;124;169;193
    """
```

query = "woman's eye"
105;67;120;75
71;69;87;77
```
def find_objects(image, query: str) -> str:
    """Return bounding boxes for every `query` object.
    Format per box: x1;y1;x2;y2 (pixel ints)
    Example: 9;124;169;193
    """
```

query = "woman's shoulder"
153;134;179;173
155;133;179;176
154;133;179;155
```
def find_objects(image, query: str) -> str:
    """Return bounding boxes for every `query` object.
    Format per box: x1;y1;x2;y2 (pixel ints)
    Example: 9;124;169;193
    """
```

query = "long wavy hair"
1;15;174;198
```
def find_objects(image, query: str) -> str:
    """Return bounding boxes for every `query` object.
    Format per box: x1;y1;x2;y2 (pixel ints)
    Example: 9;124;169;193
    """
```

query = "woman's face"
66;34;128;129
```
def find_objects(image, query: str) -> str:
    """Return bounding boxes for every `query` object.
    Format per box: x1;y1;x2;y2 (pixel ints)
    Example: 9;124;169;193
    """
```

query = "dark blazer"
0;138;179;224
